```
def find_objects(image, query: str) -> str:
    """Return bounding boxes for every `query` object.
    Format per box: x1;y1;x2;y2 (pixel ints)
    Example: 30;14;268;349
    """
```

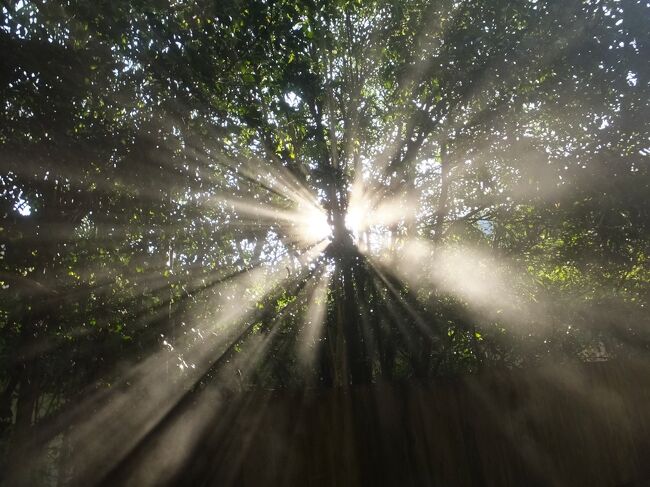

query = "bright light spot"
346;183;373;238
626;71;637;87
345;207;365;236
345;183;416;253
14;196;31;216
284;91;301;108
300;208;331;244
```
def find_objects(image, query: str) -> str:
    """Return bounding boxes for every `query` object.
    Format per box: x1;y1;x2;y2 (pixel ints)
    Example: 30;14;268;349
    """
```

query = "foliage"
0;0;649;483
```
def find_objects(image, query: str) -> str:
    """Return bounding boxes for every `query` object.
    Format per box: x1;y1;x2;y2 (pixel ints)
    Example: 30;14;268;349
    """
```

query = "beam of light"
154;118;321;213
345;181;421;252
150;273;329;484
312;3;471;238
23;242;327;487
299;207;332;245
120;385;280;486
369;261;439;341
369;238;541;332
207;193;331;247
183;141;321;211
359;0;469;179
350;267;381;373
202;262;323;391
7;254;282;360
296;267;331;372
340;0;596;243
102;266;323;486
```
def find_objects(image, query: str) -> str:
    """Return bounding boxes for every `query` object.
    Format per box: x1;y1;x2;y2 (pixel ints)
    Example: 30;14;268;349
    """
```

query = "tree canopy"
1;0;649;484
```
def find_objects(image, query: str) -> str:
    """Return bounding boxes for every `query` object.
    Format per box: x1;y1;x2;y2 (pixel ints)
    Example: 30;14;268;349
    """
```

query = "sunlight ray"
26;242;327;485
296;267;331;371
369;238;540;331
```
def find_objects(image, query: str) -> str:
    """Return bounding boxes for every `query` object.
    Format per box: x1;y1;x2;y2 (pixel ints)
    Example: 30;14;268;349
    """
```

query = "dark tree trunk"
6;358;39;486
0;375;17;437
340;259;371;385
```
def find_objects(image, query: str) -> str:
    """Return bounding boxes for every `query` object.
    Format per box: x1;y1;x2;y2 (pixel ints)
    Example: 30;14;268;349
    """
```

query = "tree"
0;0;648;483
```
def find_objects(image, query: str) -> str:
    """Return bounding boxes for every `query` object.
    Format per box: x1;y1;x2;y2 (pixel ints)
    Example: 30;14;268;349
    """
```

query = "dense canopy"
1;0;649;484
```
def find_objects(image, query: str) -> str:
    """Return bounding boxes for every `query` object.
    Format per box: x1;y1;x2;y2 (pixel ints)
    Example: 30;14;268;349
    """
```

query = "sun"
300;208;332;244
